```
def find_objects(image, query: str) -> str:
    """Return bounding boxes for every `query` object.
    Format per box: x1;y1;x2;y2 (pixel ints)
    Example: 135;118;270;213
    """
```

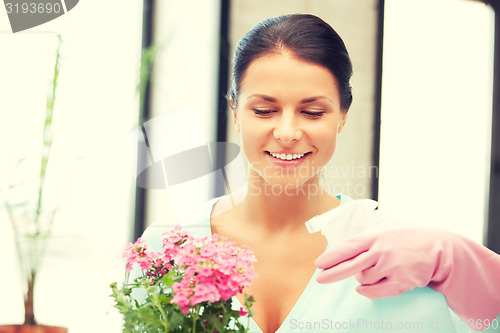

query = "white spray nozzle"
305;199;379;244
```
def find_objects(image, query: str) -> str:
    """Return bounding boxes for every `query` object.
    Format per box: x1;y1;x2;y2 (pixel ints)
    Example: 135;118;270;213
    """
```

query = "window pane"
144;0;222;228
0;1;143;331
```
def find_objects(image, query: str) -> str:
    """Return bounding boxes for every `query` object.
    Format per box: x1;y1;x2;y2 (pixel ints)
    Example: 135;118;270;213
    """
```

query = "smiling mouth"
266;151;311;161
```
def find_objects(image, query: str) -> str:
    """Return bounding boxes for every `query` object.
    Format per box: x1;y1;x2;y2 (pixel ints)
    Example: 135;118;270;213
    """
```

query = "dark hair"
230;14;353;111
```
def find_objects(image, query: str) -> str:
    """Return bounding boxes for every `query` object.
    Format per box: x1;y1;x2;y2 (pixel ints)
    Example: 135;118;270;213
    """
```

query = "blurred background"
0;0;498;331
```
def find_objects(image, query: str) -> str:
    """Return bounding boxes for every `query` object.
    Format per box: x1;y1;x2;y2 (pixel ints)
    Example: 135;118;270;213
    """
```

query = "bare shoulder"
210;187;247;228
210;195;236;219
209;194;247;241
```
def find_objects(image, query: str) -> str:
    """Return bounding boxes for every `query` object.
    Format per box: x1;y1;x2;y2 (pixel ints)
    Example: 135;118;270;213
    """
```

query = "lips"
265;151;311;165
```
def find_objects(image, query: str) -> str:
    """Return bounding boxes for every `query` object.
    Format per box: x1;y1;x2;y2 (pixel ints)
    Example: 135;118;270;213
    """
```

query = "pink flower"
171;284;192;314
122;226;257;315
167;231;257;310
190;282;220;304
162;225;193;259
198;264;213;277
238;307;248;316
122;238;152;271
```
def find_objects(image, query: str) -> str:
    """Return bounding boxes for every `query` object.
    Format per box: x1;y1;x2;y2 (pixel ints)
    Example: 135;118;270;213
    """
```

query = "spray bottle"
305;199;379;244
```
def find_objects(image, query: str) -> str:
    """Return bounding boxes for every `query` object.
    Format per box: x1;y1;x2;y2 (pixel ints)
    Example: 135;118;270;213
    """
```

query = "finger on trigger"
315;229;380;269
316;251;377;284
354;266;386;286
355;279;405;299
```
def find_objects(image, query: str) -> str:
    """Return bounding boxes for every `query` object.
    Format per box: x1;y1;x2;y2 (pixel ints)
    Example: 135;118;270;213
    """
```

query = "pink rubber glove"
315;225;500;331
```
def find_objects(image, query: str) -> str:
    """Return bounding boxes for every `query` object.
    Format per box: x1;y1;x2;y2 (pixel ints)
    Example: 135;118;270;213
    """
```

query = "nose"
273;113;302;144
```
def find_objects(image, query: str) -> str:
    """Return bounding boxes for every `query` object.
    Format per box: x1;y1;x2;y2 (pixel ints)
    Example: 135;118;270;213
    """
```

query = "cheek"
313;125;339;158
238;120;264;156
321;134;338;153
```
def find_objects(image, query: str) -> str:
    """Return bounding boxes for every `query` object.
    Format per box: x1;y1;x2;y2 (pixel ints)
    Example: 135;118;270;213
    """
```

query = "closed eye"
253;109;276;116
302;110;325;118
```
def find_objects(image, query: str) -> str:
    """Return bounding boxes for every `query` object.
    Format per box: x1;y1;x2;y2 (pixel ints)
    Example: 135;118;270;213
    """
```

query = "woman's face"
233;52;347;190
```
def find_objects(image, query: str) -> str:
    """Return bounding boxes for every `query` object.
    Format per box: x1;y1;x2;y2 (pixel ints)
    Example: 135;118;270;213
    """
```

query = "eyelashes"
252;109;326;118
252;109;275;116
302;111;325;118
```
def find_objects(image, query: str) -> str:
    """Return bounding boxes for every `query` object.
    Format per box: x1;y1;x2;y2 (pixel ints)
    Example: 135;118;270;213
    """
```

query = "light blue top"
139;195;498;333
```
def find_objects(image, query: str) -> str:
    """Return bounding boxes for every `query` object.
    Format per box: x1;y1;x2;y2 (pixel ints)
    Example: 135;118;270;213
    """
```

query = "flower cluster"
112;226;257;332
167;232;257;314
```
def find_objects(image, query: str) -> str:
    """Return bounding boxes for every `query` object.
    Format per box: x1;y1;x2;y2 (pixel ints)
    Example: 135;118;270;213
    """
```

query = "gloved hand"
315;225;500;331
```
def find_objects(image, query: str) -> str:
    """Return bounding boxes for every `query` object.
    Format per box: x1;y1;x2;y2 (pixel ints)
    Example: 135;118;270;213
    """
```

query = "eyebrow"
300;96;333;104
247;94;333;104
247;94;277;102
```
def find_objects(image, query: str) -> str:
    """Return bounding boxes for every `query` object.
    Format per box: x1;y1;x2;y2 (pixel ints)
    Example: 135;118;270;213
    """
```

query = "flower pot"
0;325;68;333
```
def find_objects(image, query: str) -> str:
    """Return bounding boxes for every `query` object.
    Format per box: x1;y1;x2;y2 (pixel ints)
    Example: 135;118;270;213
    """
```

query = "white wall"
379;0;495;243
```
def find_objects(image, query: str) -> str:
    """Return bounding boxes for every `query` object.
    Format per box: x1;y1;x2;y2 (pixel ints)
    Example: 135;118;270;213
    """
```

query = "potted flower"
110;226;257;332
0;35;68;333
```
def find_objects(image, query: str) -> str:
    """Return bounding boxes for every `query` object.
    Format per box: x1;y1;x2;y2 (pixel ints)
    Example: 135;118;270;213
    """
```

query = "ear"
337;112;347;133
232;109;240;132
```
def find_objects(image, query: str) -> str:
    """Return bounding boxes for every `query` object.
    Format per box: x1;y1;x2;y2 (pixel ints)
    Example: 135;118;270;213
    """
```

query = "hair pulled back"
230;14;353;111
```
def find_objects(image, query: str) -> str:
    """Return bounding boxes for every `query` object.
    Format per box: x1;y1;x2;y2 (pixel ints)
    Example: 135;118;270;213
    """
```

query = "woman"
142;13;500;332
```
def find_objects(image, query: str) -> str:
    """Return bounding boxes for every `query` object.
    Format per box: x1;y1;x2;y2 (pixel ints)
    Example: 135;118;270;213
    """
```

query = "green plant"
4;34;63;326
110;227;256;332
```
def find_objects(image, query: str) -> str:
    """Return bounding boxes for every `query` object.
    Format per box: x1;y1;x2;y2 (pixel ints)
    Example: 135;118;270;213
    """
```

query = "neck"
237;173;339;234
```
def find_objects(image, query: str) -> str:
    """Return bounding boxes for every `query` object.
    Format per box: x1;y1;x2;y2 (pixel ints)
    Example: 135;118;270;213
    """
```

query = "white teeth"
269;152;306;160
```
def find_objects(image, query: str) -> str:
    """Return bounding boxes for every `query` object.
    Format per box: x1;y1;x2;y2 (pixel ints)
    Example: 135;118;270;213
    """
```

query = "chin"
257;176;321;197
